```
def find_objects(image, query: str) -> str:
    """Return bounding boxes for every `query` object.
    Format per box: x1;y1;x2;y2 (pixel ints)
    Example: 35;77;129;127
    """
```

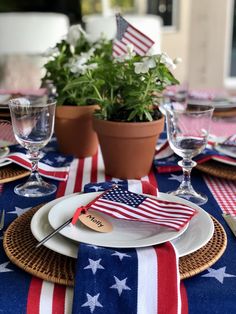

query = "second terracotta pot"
55;105;98;158
93;117;165;179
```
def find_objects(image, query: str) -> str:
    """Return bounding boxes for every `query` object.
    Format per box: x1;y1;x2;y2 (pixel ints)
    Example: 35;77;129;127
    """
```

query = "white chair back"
0;12;69;54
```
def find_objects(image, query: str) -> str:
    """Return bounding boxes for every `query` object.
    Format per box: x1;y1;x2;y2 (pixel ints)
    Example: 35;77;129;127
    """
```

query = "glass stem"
27;150;43;183
178;158;197;190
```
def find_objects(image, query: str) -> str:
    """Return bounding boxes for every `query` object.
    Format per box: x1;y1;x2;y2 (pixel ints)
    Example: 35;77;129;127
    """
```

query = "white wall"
161;0;192;84
187;0;232;90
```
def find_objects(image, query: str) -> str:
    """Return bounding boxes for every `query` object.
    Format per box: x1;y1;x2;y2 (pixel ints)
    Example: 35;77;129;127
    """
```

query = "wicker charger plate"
213;107;236;118
0;163;30;183
3;205;227;285
196;160;236;181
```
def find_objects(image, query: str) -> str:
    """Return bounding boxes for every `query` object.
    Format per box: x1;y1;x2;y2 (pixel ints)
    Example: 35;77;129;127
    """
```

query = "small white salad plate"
31;192;214;258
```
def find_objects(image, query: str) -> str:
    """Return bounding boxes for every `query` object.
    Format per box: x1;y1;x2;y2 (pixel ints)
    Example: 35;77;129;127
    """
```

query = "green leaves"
42;25;179;121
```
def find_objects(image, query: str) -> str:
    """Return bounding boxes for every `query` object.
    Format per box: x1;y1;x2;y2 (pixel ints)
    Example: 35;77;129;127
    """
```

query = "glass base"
14;180;57;197
168;188;208;205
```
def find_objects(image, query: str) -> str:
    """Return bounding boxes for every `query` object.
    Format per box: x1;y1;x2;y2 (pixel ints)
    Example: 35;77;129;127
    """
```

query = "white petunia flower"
134;57;156;74
43;47;60;58
114;44;136;62
160;53;176;70
68;47;96;73
66;24;88;46
143;57;156;69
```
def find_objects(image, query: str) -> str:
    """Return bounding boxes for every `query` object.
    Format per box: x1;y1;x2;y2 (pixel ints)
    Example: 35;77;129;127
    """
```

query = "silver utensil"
35;218;72;248
0;209;5;230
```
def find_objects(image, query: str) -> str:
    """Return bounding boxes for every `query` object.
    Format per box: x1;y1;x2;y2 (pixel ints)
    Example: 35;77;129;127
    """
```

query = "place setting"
156;98;236;181
3;176;227;286
0;98;72;186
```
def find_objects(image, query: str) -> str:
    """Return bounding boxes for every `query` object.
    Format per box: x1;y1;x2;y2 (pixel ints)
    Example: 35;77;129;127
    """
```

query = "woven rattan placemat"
0;163;30;183
213;108;236;118
196;160;236;181
3;205;227;285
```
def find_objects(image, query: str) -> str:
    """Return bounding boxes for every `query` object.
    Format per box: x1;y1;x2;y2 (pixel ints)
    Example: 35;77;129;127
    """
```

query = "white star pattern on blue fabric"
81;293;103;313
169;174;183;183
84;258;105;274
0;261;13;273
201;267;236;283
89;185;104;192
43;159;53;165
111;179;123;183
102;188;144;207
8;206;31;217
112;251;131;261
55;156;66;163
110;276;131;296
87;245;100;250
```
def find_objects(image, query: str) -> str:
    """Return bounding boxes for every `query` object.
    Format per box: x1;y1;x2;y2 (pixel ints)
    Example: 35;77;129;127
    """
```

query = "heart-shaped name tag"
79;210;113;233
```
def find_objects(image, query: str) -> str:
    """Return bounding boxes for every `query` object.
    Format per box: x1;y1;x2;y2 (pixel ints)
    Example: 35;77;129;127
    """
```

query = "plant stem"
142;73;152;101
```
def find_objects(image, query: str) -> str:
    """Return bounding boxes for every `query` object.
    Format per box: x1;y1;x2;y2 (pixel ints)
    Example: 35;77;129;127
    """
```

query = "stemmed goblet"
8;96;57;197
164;101;214;205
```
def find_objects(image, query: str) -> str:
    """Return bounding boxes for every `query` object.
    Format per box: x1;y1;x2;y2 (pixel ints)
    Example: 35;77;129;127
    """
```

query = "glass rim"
8;96;56;107
164;102;214;114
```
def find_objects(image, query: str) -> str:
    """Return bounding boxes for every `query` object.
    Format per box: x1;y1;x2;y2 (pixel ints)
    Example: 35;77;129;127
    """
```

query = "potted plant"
65;43;180;178
42;25;112;158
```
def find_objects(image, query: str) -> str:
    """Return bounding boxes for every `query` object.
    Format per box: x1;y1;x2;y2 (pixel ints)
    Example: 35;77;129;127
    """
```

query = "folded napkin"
154;138;236;173
72;180;184;314
1;143;73;181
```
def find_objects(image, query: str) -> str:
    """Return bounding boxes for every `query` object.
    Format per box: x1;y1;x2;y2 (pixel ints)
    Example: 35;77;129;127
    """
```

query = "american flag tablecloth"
0;142;236;313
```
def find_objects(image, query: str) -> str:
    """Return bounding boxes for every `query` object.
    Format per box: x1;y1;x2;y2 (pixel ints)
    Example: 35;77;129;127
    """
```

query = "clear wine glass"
164;101;214;205
8;96;57;197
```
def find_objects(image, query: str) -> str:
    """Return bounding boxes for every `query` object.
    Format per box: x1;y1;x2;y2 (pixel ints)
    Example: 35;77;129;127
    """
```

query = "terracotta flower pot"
93;116;165;179
55;105;98;158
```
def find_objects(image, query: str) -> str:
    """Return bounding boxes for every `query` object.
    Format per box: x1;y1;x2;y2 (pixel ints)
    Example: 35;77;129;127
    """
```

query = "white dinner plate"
48;192;190;248
211;98;236;110
214;145;236;159
31;192;214;257
0;160;12;168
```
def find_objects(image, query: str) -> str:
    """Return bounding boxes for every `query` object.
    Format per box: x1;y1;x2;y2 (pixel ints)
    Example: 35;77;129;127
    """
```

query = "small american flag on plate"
89;187;196;231
113;14;154;57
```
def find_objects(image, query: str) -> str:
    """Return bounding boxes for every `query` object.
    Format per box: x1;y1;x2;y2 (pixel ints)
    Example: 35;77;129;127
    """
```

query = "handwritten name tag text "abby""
79;210;113;233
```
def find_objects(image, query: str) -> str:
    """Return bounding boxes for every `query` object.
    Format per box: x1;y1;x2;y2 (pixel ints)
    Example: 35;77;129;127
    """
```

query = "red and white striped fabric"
26;148;188;314
6;152;69;181
204;175;236;216
113;14;154;57
0;120;16;146
135;242;182;314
